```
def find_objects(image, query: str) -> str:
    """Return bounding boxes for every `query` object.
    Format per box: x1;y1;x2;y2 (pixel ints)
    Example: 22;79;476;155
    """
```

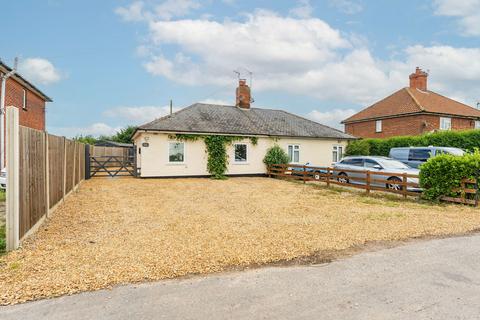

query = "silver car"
332;156;420;191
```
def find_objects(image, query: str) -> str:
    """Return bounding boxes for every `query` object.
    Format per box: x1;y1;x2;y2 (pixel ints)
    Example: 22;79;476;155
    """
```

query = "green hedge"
420;151;480;200
263;145;290;166
345;129;480;156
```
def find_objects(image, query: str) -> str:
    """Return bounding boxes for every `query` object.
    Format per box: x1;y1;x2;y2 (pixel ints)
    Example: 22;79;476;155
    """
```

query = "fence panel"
48;134;65;208
64;140;75;194
19;126;48;239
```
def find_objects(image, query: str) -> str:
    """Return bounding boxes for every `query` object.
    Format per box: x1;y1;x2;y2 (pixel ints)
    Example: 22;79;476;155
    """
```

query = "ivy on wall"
169;134;258;179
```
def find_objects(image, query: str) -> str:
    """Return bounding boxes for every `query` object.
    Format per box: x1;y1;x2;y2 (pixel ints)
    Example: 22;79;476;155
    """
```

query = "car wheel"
313;171;321;180
337;172;349;184
386;177;403;191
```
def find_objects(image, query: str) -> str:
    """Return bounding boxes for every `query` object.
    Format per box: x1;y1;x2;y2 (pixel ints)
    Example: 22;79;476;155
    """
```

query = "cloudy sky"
1;0;480;137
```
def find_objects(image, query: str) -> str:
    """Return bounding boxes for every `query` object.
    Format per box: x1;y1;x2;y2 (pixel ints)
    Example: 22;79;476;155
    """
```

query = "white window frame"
233;143;248;164
375;120;382;133
288;144;300;163
22;89;27;110
332;145;343;163
475;120;480;129
440;117;451;131
168;141;185;164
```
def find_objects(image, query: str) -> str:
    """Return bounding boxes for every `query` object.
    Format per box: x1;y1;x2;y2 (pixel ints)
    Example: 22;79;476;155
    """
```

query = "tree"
110;126;137;144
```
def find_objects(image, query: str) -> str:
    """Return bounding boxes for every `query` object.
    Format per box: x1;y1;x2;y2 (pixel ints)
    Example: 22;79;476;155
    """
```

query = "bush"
263;145;290;166
0;224;5;255
345;129;480;157
420;151;480;200
345;139;370;156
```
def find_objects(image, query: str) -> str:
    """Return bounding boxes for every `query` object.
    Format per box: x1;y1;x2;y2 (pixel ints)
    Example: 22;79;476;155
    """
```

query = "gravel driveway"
1;177;480;305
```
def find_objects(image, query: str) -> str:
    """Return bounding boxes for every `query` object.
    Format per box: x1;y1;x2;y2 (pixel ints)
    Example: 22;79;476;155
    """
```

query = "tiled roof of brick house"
343;68;480;124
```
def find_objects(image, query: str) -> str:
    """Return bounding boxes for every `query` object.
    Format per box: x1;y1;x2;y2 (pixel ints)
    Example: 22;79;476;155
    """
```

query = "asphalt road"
2;234;480;320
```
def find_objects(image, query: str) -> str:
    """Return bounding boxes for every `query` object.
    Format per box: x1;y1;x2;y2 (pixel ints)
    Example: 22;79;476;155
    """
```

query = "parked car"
332;156;420;191
389;146;464;168
290;162;327;180
0;168;6;190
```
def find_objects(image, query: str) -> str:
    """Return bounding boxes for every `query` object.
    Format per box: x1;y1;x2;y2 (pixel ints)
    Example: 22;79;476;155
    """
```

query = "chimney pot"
236;79;251;109
409;67;428;91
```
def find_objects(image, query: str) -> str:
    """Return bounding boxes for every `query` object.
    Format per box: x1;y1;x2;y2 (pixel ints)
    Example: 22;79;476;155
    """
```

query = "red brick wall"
345;114;477;138
2;77;46;130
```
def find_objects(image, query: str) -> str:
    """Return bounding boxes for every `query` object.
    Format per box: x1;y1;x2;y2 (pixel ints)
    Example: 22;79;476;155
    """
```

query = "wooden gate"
87;145;136;178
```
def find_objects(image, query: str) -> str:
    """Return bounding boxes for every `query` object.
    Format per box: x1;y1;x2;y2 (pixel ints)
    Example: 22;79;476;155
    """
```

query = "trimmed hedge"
420;151;480;200
263;145;290;166
345;129;480;156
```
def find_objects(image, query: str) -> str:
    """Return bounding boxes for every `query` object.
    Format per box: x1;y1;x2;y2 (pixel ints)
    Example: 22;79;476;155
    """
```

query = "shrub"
345;139;370;156
346;129;480;157
420;151;480;200
263;145;290;166
0;224;5;255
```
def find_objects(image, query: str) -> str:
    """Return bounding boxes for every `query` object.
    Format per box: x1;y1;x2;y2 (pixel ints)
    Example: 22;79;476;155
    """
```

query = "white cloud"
155;0;201;20
290;0;313;18
433;0;480;36
17;58;61;85
119;2;480;110
104;105;181;124
328;0;363;14
115;1;146;22
49;123;122;138
307;108;357;129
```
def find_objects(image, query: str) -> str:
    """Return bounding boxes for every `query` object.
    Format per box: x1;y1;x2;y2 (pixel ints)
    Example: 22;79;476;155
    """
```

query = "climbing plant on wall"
169;134;258;179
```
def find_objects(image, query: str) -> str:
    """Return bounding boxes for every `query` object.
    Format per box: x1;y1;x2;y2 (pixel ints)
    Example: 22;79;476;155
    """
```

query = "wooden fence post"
85;144;91;180
63;137;67;201
326;167;331;188
303;165;306;184
402;172;407;199
6;106;20;251
366;171;371;195
45;132;50;217
72;142;76;191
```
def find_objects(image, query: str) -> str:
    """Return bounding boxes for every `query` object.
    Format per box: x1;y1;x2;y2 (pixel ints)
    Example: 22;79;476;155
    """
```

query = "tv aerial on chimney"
233;68;254;103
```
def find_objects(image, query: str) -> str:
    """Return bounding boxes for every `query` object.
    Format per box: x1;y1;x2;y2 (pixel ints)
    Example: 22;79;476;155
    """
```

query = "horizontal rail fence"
6;106;87;250
267;164;420;198
267;164;478;206
88;145;136;178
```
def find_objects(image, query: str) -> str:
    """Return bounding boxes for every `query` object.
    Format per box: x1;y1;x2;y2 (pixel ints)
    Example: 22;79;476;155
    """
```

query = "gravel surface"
1;177;480;305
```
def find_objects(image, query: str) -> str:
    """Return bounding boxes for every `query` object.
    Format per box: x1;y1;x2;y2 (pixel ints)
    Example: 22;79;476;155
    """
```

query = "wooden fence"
267;163;478;206
6;106;86;250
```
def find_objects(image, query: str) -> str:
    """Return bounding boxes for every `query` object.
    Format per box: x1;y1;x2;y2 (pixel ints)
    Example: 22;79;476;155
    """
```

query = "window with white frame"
168;142;185;162
234;143;247;162
22;89;27;110
288;145;300;163
475;120;480;129
440;117;451;130
332;145;343;162
375;120;382;133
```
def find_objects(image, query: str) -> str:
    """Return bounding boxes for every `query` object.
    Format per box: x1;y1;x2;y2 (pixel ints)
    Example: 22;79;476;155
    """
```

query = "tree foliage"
420;151;480;200
263;145;290;166
345;129;480;157
73;125;137;145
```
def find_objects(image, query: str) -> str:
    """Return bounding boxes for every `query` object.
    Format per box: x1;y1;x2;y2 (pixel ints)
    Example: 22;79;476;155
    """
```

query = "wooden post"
45;132;50;217
303;165;306;184
402;172;407;199
6;106;20;251
85;144;91;180
475;176;479;207
326;167;331;188
62;137;67;201
72;142;76;191
366;171;371;195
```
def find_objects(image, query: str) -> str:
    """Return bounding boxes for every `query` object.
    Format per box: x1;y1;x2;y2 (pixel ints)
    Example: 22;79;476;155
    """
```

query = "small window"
169;142;185;162
288;145;300;163
409;149;431;161
440;117;451;130
22;89;27;110
375;120;382;133
475;120;480;129
341;158;363;166
234;144;247;162
332;145;343;162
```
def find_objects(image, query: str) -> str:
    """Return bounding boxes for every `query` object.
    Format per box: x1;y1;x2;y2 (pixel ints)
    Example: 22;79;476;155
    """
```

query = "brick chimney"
236;79;251;109
409;67;428;91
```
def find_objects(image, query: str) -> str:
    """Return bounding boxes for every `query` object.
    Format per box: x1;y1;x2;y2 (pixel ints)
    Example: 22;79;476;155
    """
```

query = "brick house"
342;68;480;138
0;61;52;131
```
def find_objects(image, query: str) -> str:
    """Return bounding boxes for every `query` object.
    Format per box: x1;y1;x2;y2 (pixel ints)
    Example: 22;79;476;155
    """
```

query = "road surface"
2;234;480;319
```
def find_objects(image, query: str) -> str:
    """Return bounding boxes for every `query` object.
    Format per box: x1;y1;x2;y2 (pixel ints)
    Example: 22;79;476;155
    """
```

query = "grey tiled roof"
138;103;355;139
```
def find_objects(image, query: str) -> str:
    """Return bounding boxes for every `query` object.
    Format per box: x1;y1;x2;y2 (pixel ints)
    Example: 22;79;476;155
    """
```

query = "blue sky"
1;0;479;137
